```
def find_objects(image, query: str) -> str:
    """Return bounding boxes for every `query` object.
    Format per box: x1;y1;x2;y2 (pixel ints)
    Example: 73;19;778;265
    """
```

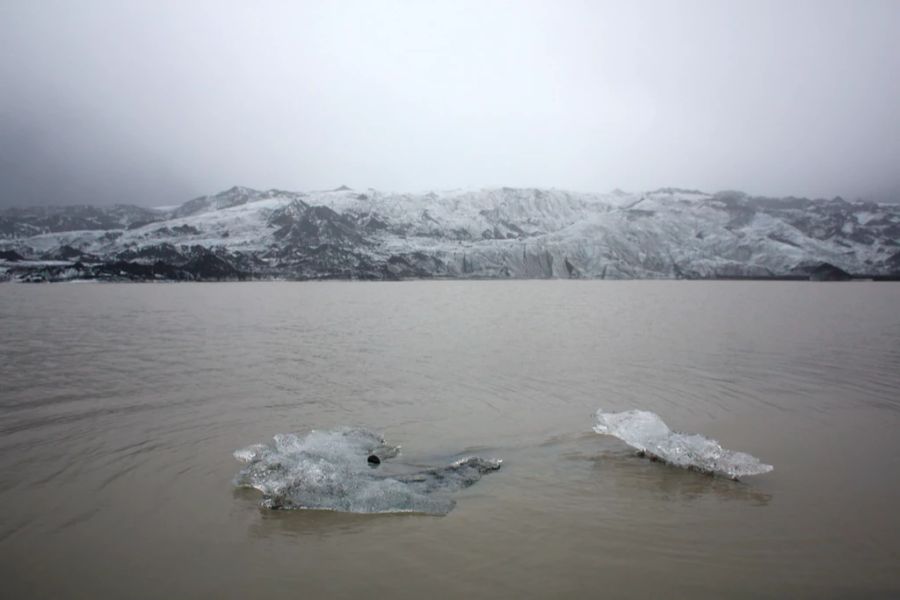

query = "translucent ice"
233;427;501;514
593;409;773;480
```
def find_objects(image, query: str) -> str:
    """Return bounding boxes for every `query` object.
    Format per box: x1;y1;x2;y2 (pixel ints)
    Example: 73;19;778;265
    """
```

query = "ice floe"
594;409;773;480
234;427;501;514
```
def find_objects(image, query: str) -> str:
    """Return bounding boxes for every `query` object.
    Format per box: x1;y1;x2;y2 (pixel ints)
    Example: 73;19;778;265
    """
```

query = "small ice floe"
233;427;501;515
593;409;773;480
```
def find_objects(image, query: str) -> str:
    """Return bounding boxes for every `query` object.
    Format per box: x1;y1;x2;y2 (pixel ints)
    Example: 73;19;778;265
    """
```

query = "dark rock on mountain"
182;250;243;280
384;252;445;279
116;243;187;265
277;243;383;280
271;203;365;247
0;249;24;261
96;260;182;281
806;262;853;281
44;245;85;261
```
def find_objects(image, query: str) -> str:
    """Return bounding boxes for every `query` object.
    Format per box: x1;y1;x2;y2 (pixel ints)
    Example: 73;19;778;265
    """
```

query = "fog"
1;0;898;208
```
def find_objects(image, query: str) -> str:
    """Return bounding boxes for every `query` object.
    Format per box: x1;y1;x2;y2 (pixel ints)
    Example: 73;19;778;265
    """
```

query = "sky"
1;0;899;208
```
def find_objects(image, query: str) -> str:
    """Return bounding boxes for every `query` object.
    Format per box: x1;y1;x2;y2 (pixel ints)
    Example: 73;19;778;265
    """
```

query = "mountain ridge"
1;186;898;282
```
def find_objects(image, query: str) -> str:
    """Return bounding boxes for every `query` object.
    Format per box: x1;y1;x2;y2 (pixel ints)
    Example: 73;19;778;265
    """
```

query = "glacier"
2;185;899;281
593;409;773;480
233;427;502;515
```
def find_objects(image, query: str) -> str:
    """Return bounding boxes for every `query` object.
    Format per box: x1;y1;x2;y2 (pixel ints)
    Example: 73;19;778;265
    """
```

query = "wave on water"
593;409;773;480
233;427;501;515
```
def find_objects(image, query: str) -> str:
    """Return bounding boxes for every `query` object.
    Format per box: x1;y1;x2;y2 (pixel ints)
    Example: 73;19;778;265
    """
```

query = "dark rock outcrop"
808;263;852;281
0;250;24;261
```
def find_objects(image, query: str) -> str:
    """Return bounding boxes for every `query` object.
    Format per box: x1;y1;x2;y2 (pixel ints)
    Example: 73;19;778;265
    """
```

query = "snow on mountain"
1;186;898;281
169;186;307;219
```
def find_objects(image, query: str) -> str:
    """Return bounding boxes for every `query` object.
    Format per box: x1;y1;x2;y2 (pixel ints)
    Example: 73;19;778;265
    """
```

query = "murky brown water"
1;281;899;599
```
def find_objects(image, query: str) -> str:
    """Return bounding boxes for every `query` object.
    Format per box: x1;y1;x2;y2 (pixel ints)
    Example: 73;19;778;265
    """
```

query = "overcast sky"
1;0;898;207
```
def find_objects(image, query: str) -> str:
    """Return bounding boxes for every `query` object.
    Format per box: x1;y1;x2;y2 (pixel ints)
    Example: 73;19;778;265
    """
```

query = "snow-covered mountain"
1;186;898;282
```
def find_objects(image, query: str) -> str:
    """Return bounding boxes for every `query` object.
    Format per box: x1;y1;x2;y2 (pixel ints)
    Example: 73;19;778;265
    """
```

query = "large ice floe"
593;409;773;480
233;427;501;515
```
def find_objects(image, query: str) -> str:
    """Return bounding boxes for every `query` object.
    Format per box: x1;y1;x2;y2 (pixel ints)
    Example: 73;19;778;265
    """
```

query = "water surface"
1;281;899;598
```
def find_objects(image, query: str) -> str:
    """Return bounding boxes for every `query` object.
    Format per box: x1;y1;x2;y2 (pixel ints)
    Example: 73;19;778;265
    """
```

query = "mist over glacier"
2;1;899;208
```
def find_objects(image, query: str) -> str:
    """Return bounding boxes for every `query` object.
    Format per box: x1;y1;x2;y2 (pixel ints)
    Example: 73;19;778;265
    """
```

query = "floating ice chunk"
233;444;269;463
593;409;773;480
233;427;501;515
